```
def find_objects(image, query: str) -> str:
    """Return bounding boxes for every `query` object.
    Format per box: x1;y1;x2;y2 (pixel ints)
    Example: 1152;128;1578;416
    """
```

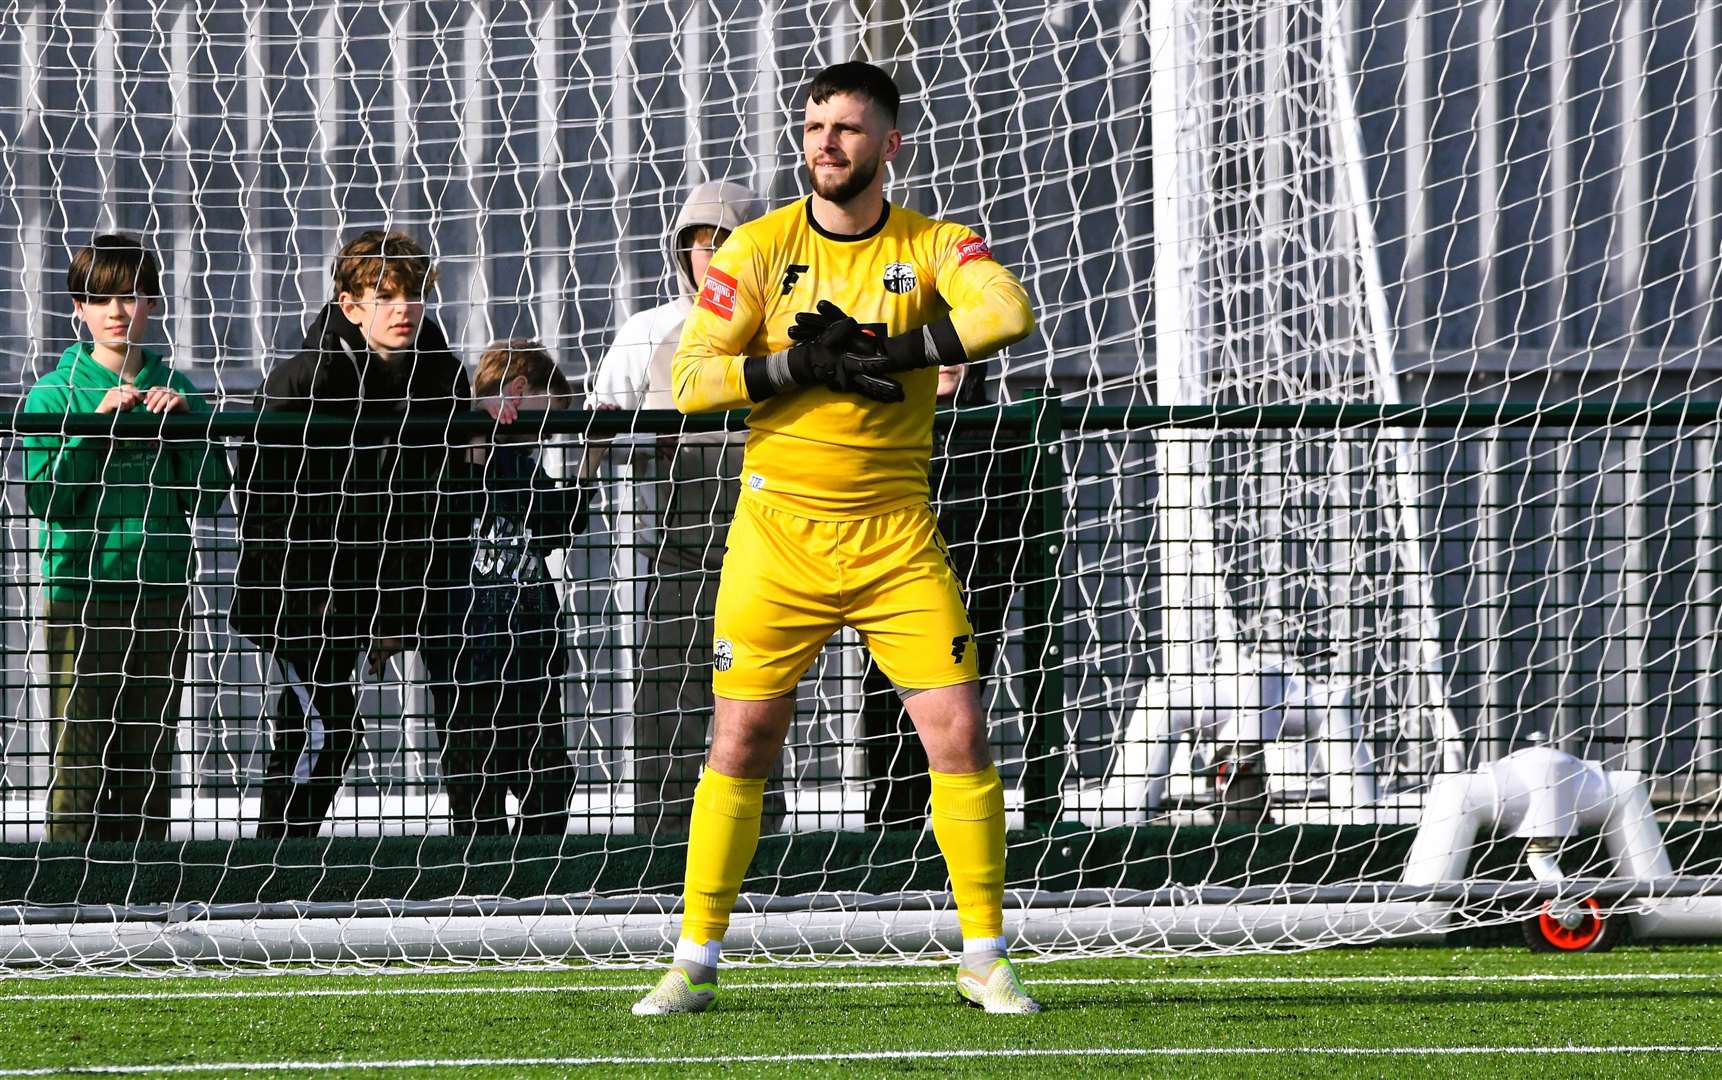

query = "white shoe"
631;966;718;1016
956;957;1043;1014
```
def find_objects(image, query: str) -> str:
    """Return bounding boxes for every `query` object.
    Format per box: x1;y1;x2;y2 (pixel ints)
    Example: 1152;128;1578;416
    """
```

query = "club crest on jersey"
698;267;739;320
956;236;993;266
882;262;917;294
714;638;734;672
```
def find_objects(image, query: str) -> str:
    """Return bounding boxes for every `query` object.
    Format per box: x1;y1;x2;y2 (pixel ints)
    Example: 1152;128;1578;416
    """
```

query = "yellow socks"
678;767;766;949
929;764;1006;940
677;764;1002;956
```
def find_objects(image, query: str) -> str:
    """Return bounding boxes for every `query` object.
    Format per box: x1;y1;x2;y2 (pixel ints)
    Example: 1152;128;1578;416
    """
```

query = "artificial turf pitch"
0;945;1717;1077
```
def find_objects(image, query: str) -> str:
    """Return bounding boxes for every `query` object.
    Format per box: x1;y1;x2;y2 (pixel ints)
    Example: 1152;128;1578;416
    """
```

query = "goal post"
1;0;1721;971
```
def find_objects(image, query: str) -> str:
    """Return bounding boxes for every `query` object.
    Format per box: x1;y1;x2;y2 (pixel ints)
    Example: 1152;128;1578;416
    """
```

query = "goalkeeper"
634;61;1038;1016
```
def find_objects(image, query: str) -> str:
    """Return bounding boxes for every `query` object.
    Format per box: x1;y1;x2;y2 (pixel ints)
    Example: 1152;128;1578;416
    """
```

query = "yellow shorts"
711;497;980;700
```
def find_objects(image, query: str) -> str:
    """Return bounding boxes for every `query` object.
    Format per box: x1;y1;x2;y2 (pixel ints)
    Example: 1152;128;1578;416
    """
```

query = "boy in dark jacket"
427;340;585;835
231;231;468;838
23;234;232;842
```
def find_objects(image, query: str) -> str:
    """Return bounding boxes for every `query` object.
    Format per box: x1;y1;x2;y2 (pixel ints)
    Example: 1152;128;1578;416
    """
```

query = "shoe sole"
956;991;1043;1014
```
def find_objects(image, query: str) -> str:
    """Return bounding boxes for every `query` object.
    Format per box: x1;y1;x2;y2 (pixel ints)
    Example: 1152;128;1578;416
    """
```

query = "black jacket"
230;304;470;651
431;446;589;688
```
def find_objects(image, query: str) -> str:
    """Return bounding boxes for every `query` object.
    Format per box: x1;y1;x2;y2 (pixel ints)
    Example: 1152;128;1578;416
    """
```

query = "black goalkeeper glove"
743;311;904;403
786;299;851;345
788;299;965;375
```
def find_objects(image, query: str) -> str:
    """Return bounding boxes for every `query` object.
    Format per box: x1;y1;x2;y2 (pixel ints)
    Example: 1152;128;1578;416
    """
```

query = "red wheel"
1521;898;1625;953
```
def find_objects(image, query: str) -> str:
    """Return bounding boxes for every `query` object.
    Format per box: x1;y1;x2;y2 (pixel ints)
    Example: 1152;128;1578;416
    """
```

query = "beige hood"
669;180;766;297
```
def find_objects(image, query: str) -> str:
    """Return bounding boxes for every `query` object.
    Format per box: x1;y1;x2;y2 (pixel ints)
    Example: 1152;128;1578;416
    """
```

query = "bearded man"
632;61;1040;1016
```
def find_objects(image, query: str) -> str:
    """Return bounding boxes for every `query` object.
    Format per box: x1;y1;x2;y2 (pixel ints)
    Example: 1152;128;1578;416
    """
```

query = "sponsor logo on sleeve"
955;236;993;266
882;262;918;294
698;266;740;320
714;637;734;672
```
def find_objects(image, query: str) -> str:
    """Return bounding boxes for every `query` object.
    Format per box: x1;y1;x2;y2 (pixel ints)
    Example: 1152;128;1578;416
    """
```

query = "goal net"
0;0;1719;972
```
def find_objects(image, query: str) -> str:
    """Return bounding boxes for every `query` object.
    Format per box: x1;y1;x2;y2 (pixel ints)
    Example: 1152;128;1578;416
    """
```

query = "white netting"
0;0;1718;973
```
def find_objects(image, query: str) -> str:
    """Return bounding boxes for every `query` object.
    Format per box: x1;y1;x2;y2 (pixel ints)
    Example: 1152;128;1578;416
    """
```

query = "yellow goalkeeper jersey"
672;197;1035;520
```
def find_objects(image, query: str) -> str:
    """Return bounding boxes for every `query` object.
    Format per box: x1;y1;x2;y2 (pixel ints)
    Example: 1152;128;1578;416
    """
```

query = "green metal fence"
2;401;1719;840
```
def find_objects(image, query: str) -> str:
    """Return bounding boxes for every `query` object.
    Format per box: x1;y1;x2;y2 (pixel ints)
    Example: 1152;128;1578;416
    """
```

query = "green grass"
0;946;1719;1077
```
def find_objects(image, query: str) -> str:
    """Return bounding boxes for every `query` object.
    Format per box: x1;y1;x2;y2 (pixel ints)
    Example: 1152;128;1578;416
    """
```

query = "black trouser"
255;636;366;839
426;670;577;837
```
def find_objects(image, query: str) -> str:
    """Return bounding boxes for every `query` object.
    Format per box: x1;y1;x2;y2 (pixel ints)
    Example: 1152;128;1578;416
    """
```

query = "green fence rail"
2;400;1720;840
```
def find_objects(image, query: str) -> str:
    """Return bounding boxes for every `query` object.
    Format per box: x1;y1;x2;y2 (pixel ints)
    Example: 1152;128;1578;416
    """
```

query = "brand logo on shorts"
714;638;734;672
748;473;767;490
951;634;971;664
882;262;917;294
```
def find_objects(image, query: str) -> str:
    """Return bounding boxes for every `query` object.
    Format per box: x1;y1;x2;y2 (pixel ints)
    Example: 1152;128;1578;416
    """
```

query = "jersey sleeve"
929;224;1035;363
671;228;769;413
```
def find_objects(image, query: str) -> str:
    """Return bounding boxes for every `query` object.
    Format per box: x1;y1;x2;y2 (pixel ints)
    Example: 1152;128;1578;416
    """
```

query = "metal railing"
2;401;1719;838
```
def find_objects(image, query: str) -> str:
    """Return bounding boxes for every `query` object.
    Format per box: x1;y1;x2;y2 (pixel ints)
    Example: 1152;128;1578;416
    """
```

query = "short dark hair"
67;234;161;303
807;61;900;124
331;230;438;300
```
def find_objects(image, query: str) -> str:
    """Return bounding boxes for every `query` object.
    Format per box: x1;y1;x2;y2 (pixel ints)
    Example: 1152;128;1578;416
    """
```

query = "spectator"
23;233;232;842
231;230;468;838
588;180;769;834
426;340;587;835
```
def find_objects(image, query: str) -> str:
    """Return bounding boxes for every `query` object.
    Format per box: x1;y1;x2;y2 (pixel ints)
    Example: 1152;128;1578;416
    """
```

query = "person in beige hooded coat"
589;180;774;833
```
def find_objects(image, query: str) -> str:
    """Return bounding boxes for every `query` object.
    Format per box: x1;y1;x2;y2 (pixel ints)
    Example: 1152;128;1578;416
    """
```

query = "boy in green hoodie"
22;234;232;843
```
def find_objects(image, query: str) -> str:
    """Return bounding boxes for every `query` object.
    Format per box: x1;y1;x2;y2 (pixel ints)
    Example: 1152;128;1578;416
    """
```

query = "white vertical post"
14;3;46;788
827;2;859;61
1151;0;1203;687
243;2;269;368
461;6;492;356
1693;437;1718;785
1263;0;1286;338
1555;436;1579;750
608;3;638;324
534;4;564;347
605;5;640;807
1624;434;1650;774
680;1;707;187
316;6;343;245
94;2;118;230
1616;0;1646;339
1475;0;1500;348
168;7;196;376
1549;0;1573;350
390;2;418;228
16;3;45;371
1401;0;1427;351
390;0;432;793
173;6;213;808
750;3;781;202
1482;435;1508;759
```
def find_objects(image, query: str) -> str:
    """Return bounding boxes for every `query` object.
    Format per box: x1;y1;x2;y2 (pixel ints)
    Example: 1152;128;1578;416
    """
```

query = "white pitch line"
2;971;1719;1004
1;1046;1719;1075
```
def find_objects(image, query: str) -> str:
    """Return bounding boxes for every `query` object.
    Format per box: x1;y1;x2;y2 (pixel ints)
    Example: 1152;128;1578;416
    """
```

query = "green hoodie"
23;343;233;600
